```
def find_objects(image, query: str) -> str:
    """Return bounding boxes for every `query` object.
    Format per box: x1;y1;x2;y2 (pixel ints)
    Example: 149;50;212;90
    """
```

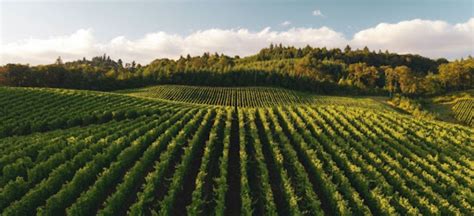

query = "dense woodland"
1;44;473;96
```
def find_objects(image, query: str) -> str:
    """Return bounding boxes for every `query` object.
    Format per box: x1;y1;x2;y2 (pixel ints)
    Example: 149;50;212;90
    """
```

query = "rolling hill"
0;86;472;215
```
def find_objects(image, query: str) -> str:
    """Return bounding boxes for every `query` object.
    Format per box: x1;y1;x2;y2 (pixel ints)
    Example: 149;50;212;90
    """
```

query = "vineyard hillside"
0;86;473;215
424;90;474;127
118;85;388;109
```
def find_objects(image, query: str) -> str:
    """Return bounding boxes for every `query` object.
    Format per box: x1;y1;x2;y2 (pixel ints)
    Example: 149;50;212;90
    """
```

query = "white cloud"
312;9;324;17
1;18;473;65
281;21;291;26
351;18;474;59
1;29;100;65
0;27;346;65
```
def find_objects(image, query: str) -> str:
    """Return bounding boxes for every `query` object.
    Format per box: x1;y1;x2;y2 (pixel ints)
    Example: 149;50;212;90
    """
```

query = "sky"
0;0;473;65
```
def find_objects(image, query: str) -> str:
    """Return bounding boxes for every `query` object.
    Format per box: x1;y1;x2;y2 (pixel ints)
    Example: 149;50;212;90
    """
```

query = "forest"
0;44;473;96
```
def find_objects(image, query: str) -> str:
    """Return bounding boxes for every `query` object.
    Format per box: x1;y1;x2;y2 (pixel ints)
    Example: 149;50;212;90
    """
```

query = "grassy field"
0;86;473;215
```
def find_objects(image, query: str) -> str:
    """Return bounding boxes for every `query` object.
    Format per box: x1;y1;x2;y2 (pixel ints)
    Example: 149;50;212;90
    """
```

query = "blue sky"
1;0;473;64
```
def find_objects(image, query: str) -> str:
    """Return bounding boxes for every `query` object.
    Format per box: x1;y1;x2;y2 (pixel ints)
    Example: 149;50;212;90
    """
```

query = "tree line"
0;45;472;96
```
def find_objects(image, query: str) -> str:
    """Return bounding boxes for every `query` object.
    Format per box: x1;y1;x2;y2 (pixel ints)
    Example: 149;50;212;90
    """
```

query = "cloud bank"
1;18;473;65
352;18;474;59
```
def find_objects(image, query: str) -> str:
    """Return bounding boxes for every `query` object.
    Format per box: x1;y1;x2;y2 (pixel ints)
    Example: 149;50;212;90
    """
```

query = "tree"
384;67;398;97
420;73;442;95
0;66;7;85
0;45;469;96
217;55;234;69
3;64;32;86
294;55;312;77
438;59;474;91
55;56;64;65
347;63;380;89
363;46;370;53
36;65;67;87
296;48;303;58
344;45;352;53
394;66;421;95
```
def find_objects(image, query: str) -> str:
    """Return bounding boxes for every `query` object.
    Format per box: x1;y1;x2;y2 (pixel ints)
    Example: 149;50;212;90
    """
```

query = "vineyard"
0;86;473;215
118;85;386;109
452;98;474;127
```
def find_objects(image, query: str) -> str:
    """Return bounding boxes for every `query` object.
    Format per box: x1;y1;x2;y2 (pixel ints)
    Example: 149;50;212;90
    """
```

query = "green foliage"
388;95;438;120
0;86;472;216
439;58;474;91
1;45;470;96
